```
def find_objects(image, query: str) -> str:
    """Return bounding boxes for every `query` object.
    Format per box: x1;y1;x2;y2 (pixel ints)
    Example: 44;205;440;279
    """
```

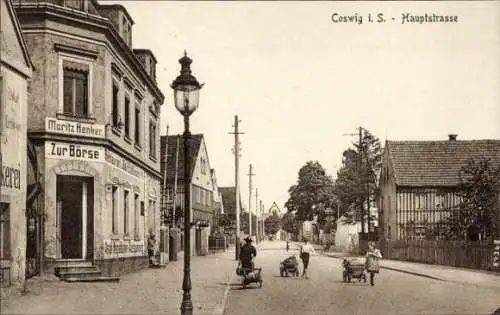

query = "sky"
112;0;500;215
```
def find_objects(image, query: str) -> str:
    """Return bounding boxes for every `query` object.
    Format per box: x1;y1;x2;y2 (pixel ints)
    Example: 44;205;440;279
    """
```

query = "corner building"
14;0;165;277
0;0;33;288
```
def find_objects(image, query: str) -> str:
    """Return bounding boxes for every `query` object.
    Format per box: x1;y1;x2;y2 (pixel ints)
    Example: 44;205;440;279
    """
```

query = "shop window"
124;94;130;139
63;67;88;117
124;190;129;235
0;203;10;260
134;194;140;238
112;186;119;234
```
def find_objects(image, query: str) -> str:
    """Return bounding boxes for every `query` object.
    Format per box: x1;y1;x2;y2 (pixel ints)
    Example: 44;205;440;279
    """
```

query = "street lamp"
171;50;204;315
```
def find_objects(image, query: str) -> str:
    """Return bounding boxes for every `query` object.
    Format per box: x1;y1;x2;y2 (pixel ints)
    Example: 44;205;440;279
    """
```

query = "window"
122;16;128;45
112;186;118;234
127;24;132;47
148;199;156;233
134;194;140;237
63;68;88;116
200;158;206;174
124;94;130;137
134;106;140;145
124;190;129;235
0;203;10;260
166;187;173;201
112;83;119;127
149;119;157;159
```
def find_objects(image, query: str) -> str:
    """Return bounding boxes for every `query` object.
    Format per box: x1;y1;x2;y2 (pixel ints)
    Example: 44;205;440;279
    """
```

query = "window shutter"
63;76;73;113
74;75;88;116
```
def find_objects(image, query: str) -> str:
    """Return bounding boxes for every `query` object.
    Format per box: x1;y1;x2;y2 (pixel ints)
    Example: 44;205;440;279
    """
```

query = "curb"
320;252;445;281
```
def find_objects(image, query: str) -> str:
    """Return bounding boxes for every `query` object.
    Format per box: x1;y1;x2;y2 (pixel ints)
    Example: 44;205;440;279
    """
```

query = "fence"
379;240;495;271
208;236;227;253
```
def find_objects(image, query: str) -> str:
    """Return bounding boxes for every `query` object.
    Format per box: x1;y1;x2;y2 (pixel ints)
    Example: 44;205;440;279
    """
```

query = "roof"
160;134;203;183
386;139;500;187
2;0;34;73
219;187;243;216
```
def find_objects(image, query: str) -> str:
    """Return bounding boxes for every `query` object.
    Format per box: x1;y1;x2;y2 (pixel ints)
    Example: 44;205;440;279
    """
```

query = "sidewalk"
288;240;500;290
322;250;500;290
1;249;238;315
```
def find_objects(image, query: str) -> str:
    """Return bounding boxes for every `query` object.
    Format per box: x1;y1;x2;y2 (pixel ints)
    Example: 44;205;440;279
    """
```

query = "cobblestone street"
2;249;236;315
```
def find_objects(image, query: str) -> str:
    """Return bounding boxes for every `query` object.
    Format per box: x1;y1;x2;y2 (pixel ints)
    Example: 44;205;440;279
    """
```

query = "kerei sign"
45;141;105;162
45;117;105;139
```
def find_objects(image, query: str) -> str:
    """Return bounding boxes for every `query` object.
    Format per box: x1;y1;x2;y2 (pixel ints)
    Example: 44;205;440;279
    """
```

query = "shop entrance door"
57;176;93;260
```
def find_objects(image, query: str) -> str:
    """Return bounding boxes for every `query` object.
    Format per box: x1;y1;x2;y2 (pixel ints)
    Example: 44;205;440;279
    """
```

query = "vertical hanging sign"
493;240;500;269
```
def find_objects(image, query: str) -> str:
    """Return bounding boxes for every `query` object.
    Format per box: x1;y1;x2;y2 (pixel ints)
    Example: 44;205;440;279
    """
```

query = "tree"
444;158;500;240
264;212;281;236
334;129;382;228
281;212;297;234
285;161;336;223
240;211;258;235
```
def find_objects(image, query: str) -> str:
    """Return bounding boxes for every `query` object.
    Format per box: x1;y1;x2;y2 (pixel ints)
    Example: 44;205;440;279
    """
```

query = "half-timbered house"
379;135;500;241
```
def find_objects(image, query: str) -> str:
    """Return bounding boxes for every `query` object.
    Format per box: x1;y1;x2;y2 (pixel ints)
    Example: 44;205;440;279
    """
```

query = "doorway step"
54;260;120;283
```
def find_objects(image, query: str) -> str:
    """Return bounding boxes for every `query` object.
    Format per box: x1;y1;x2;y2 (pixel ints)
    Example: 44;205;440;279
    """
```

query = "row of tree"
217;210;282;237
283;128;382;240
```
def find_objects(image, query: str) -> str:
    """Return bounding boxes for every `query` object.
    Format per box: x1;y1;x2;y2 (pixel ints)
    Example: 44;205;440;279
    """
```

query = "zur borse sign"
45;141;105;162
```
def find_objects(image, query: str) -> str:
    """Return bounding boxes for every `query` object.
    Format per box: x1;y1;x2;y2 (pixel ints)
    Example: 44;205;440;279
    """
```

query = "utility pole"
248;164;255;238
162;125;169;226
343;126;365;234
229;115;244;260
260;200;263;239
255;188;259;242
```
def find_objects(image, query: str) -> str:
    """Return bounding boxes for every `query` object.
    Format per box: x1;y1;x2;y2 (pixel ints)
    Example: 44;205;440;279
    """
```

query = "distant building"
0;0;33;288
379;135;500;241
335;215;360;253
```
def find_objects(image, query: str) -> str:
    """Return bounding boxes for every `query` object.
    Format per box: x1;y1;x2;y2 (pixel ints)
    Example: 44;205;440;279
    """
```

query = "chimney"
448;134;458;141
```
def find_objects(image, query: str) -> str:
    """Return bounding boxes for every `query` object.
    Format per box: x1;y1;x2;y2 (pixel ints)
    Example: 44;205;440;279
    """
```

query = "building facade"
160;134;216;255
14;0;165;278
379;136;500;241
0;0;33;287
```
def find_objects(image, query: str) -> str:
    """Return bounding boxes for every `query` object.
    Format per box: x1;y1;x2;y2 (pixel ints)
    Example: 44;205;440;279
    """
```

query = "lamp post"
171;50;203;315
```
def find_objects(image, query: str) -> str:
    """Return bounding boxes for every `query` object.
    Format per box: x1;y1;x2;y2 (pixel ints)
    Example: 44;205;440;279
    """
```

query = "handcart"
342;258;367;283
280;255;300;277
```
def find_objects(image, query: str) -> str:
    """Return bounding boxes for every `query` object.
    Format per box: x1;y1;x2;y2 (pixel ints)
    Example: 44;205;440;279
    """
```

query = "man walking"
300;238;315;279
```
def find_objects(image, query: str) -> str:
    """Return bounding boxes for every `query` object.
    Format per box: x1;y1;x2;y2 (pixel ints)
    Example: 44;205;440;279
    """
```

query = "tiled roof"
386;139;500;187
160;134;203;183
219;187;243;215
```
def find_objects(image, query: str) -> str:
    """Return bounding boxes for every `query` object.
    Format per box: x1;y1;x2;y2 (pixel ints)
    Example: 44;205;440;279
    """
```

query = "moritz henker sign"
46;117;105;139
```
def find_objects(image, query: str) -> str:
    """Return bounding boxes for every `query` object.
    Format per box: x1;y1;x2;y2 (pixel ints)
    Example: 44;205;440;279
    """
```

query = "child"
365;241;382;286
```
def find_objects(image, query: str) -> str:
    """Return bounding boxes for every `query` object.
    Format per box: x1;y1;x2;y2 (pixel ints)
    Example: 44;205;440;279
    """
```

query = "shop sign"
104;239;144;257
105;150;144;179
0;164;21;190
45;117;105;139
45;141;105;162
493;240;500;268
